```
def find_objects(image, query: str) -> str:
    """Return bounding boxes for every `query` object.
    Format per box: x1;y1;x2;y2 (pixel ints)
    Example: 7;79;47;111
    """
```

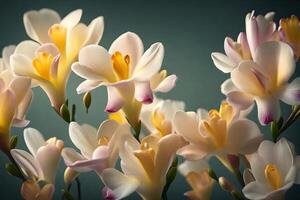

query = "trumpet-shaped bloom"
101;133;184;200
71;32;177;127
242;138;300;200
21;180;54;200
178;160;214;200
0;45;32;131
228;41;300;125
141;98;185;136
174;102;263;165
279;15;300;60
11;9;104;111
11;128;64;183
61;120;131;174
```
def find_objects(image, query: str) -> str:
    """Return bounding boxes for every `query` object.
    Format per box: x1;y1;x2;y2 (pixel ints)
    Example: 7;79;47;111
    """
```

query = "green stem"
279;106;300;134
76;178;82;200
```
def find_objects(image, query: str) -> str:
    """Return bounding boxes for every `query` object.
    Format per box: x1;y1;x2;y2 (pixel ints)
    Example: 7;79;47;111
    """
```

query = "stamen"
111;51;130;81
264;164;282;190
32;52;55;80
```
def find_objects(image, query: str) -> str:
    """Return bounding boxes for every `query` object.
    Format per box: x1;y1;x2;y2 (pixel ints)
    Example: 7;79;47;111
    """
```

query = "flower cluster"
0;8;300;200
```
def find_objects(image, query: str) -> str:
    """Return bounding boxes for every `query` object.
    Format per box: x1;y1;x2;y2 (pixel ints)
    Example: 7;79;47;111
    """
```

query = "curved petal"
83;16;104;46
105;86;125;113
274;138;294;178
254;41;295;86
76;45;115;80
154;74;177;93
10;54;41;80
60;9;82;29
97;119;119;140
0;89;16;134
37;184;55;200
109;32;144;73
242;181;272;200
227;91;254;110
177;143;210;160
211;52;236;73
178;160;209;176
76;79;103;94
248;153;267;184
221;78;239;95
23;9;61;43
24;128;46;157
72;63;106;81
134;81;153;104
280;77;300;105
36;43;59;57
227;119;263;154
101;168;139;200
9;77;31;105
134;43;164;81
15;40;40;60
243;168;255;185
224;37;242;63
2;45;16;69
69;122;98;159
11;149;42;178
255;96;280;125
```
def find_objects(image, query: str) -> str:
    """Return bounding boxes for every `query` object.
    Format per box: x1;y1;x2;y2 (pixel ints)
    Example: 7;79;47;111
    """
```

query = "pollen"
111;51;130;81
264;164;283;190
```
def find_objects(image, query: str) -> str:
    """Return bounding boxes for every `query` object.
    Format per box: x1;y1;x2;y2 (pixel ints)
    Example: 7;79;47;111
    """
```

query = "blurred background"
1;0;300;199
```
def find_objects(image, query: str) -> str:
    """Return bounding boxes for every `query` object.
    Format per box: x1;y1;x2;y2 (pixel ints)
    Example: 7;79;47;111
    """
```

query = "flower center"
134;142;155;178
32;52;55;80
264;164;283;190
111;51;130;81
98;135;109;146
151;108;172;137
49;24;67;52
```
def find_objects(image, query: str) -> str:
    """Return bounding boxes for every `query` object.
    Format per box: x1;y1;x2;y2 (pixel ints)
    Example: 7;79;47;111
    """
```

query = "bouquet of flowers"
1;8;300;200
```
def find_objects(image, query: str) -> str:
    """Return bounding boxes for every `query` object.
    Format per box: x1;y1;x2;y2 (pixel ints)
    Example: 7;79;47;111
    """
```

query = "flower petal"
274;138;294;178
11;54;41;80
134;81;153;104
178;160;209;176
255;96;280;125
9;77;31;105
60;9;82;29
134;43;164;81
248;153;267;184
242;181;271;200
177;143;210;160
105;86;125;113
24;128;46;157
23;9;61;43
295;156;300;184
154;74;177;93
83;16;104;46
280;77;300;105
15;40;40;60
109;32;144;72
76;79;103;94
37;184;55;200
221;78;239;95
211;52;236;73
224;37;242;63
227;91;254;110
2;45;16;69
97;119;119;140
0;89;16;134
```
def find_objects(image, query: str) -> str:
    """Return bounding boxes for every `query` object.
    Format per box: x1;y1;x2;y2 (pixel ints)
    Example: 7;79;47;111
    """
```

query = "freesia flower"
101;133;184;200
140;97;185;136
178;160;214;200
242;138;300;200
279;15;300;60
21;180;54;200
11;9;104;111
227;41;300;125
11;127;64;183
174;102;263;171
61;120;131;174
72;32;177;129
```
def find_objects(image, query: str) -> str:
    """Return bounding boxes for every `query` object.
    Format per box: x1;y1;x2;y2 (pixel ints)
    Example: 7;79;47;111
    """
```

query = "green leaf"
9;136;18;149
5;163;23;178
208;168;218;181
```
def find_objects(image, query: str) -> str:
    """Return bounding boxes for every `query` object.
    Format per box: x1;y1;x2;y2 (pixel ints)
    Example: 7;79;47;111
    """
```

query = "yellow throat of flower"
264;164;283;190
32;52;55;81
49;24;67;53
98;135;109;146
151;108;172;137
111;51;130;81
134;141;155;179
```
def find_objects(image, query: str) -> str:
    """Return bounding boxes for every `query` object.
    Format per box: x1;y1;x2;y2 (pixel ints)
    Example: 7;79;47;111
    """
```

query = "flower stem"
277;105;300;139
76;178;82;200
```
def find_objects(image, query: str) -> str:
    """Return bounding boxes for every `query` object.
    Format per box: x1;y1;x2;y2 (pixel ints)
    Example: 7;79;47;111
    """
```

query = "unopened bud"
60;103;70;123
208;168;218;181
83;92;92;113
219;177;235;192
9;135;18;149
64;167;79;185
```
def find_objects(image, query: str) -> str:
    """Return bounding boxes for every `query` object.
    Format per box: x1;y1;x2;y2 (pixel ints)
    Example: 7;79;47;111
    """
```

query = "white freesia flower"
101;133;184;200
71;32;177;129
174;102;263;171
10;9;104;111
242;138;300;200
62;120;131;174
140;97;185;136
0;46;32;134
178;160;214;200
11;128;64;183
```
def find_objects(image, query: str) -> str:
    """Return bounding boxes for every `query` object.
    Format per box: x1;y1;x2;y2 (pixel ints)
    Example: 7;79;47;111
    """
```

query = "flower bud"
218;177;235;192
83;92;92;113
59;103;70;123
64;167;79;185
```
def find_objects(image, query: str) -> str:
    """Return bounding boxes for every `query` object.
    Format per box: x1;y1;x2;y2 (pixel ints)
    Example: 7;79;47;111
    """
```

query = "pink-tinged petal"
24;128;46;157
76;80;103;94
245;11;259;56
134;81;153;104
69;122;98;159
21;180;40;200
227;91;254;110
109;32;144;72
13;119;30;128
14;89;32;122
37;184;55;200
105;86;124;113
0;89;16;134
254;41;295;86
178;160;209;176
36;43;59;57
62;148;85;166
221;79;239;95
231;61;267;96
102;187;116;200
83;16;104;46
177;143;209;160
10;149;42;178
227;119;263;155
60;9;82;29
67;157;108;173
76;45;115;81
211;52;236;73
23;9;61;43
100;168;139;200
237;32;250;56
242;181;272;200
154;74;177;93
255;96;280;125
281;77;300;105
134;43;164;81
9;77;31;105
224;37;242;63
36;144;61;183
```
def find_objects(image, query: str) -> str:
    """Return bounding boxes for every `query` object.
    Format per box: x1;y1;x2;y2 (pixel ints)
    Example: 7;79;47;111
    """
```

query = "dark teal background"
1;0;300;199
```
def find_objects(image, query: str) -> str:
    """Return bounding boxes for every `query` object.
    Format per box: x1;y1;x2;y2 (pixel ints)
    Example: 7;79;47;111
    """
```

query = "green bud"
208;168;218;181
83;92;92;113
271;120;279;142
60;103;70;123
5;163;23;178
9;136;18;149
61;189;75;200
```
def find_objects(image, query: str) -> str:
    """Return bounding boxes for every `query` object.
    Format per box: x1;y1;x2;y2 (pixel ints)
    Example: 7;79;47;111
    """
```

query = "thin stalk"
76;178;82;200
